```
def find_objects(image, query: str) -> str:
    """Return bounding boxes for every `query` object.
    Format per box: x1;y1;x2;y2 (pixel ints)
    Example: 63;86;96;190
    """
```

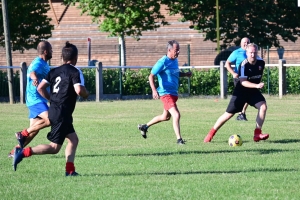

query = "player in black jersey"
13;42;89;176
204;43;269;143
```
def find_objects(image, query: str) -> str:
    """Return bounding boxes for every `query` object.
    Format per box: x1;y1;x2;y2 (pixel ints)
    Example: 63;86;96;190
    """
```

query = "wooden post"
20;62;27;104
220;61;227;99
95;62;103;101
278;59;286;99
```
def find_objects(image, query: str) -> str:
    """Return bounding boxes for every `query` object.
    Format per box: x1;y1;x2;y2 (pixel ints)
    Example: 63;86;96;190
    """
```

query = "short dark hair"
61;41;78;62
167;40;179;50
37;41;51;55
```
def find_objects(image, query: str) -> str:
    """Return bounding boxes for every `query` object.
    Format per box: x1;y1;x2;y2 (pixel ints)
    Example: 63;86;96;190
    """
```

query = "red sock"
209;128;217;136
21;129;29;137
254;128;262;135
66;162;75;173
23;147;32;157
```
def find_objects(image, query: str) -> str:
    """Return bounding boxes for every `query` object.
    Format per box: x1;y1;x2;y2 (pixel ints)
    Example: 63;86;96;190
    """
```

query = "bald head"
37;41;52;61
240;37;250;50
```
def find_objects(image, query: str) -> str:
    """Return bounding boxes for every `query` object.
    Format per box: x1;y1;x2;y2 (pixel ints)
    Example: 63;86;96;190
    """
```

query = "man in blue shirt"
137;40;192;144
8;41;52;157
225;37;250;121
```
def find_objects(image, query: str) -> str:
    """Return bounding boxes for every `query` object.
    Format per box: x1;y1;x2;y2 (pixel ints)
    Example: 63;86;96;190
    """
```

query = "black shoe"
13;147;24;171
138;124;148;139
177;138;185;145
15;132;26;148
66;171;80;176
241;113;248;121
236;113;247;121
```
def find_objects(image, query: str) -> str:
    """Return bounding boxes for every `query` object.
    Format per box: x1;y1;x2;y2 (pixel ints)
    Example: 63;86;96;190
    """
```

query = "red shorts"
160;94;178;110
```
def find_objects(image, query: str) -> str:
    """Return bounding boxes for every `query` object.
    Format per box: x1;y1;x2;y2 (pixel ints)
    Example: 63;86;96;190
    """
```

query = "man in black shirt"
204;43;269;143
13;42;89;176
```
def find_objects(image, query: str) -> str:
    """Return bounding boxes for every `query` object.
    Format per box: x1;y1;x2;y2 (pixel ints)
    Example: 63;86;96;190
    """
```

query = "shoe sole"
253;135;269;142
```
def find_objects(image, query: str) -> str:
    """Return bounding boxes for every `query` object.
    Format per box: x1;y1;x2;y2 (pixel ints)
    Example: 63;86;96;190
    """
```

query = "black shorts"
226;89;266;114
47;117;75;145
233;78;239;87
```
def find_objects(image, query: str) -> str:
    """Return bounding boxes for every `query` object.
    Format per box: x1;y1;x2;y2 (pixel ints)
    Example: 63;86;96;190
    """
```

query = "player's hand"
232;73;239;79
32;79;39;86
152;90;159;99
256;82;264;89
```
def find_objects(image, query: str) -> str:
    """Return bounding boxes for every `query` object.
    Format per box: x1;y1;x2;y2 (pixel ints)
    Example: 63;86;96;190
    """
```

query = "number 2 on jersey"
53;76;61;93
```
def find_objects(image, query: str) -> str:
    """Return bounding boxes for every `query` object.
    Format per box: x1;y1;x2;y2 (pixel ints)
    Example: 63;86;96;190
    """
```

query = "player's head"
61;41;78;65
37;41;52;61
246;43;258;63
167;40;180;59
240;37;250;50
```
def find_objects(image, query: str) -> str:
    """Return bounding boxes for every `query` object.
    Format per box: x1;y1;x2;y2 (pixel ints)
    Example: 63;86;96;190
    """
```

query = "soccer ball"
228;134;243;147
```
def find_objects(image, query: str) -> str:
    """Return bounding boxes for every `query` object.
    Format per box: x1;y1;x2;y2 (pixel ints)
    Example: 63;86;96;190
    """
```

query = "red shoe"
253;133;269;142
204;134;213;143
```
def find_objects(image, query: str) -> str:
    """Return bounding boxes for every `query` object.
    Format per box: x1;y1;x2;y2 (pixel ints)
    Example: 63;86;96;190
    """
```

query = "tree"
64;0;168;66
163;0;300;49
0;0;54;52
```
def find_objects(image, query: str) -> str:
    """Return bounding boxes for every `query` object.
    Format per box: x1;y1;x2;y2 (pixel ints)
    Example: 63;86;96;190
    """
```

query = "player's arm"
179;70;192;77
225;60;238;78
29;71;39;86
74;84;89;99
37;80;50;101
149;73;159;99
239;78;264;89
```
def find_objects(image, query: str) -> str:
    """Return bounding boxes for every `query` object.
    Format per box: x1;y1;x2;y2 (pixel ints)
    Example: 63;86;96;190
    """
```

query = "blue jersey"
227;47;247;73
151;55;180;96
26;57;50;107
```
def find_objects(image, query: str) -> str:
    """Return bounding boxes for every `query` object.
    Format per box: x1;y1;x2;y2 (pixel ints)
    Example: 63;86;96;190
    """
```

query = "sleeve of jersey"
227;51;237;63
76;68;85;86
239;60;247;78
72;70;82;86
151;59;164;75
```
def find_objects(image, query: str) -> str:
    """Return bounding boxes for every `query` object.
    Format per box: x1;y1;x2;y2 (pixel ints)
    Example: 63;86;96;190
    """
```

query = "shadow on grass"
87;168;298;177
76;148;290;158
269;139;300;144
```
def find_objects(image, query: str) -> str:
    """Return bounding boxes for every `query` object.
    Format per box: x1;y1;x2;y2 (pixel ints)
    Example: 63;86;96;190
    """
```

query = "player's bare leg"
168;106;182;140
204;112;234;142
253;101;269;142
65;132;79;176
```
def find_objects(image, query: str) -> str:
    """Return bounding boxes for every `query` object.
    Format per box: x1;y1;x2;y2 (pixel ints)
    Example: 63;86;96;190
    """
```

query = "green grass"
1;96;300;200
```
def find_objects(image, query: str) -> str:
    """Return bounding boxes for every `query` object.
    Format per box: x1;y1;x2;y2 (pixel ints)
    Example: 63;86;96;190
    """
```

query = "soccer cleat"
66;171;80;176
241;113;248;121
204;134;213;143
138;124;148;139
253;133;269;142
12;147;24;171
15;132;26;148
8;145;20;158
177;138;185;145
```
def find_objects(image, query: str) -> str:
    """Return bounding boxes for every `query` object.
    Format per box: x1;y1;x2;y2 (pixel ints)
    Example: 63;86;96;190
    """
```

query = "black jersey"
45;64;81;122
235;58;265;92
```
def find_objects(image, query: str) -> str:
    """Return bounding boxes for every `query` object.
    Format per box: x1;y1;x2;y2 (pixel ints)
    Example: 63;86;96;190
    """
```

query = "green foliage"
163;0;300;49
0;0;54;52
64;0;168;40
2;67;300;98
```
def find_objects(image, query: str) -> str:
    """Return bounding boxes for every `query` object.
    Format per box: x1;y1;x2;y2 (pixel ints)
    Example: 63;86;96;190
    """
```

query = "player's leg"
168;105;185;144
15;103;49;148
253;101;269;142
138;95;172;139
65;132;79;176
239;103;249;121
204;95;243;143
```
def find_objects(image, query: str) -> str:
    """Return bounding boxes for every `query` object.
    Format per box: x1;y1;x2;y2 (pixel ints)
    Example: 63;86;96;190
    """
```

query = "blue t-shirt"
151;55;180;96
227;47;246;73
26;57;50;107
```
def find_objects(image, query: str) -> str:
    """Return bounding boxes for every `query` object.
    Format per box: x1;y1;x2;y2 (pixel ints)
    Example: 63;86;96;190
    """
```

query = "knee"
260;103;267;112
45;118;51;127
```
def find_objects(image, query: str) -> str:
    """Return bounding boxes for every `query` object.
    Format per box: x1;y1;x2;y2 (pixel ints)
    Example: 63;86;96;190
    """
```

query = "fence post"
95;62;103;102
278;59;286;99
220;61;227;99
20;62;27;104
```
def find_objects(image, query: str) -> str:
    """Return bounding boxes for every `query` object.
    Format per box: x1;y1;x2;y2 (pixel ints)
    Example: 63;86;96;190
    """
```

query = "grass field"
1;96;300;200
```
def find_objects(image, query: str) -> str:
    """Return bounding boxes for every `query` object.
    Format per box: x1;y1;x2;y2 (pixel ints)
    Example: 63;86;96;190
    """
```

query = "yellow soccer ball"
228;134;243;147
